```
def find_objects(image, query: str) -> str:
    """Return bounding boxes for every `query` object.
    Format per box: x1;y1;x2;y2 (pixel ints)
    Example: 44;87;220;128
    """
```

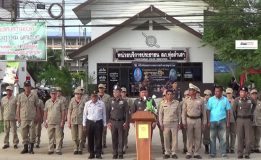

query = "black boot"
28;143;34;154
205;144;209;154
21;144;28;154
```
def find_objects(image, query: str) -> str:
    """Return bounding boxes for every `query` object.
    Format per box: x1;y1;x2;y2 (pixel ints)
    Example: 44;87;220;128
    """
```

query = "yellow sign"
138;124;149;139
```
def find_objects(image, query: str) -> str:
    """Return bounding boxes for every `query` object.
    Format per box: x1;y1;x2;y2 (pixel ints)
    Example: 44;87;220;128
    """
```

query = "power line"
1;11;261;21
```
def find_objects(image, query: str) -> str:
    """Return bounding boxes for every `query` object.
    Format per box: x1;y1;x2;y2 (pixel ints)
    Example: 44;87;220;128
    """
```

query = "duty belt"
110;118;124;121
237;115;251;119
87;119;102;123
187;114;201;119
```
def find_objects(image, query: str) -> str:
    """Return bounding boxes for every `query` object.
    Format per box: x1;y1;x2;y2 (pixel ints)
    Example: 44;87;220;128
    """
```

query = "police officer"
202;89;212;154
56;87;68;147
234;87;256;159
157;89;167;154
159;89;180;159
68;88;85;155
132;86;155;113
107;85;128;159
120;87;132;154
35;97;44;148
171;80;182;102
251;89;261;153
98;84;111;148
182;83;206;159
76;86;89;148
43;88;65;155
17;81;39;154
225;88;236;153
77;86;89;102
1;86;19;149
179;90;189;154
131;86;157;126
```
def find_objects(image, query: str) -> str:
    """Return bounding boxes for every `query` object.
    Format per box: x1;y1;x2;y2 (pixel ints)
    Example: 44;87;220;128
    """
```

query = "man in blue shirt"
207;86;231;158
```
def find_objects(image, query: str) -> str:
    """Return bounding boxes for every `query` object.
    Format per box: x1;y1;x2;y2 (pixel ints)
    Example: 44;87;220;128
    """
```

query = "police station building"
69;5;215;95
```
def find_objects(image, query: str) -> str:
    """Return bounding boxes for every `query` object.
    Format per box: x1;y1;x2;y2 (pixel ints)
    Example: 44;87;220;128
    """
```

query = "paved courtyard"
0;123;260;160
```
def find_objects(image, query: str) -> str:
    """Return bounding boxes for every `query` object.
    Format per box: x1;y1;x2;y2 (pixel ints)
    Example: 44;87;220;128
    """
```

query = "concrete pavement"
0;123;260;160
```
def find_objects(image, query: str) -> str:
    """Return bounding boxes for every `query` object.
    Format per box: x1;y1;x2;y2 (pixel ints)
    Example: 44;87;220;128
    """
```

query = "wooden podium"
131;111;156;160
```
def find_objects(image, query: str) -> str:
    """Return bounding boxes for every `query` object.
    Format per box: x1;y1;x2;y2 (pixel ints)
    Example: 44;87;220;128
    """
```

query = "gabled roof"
73;0;96;12
69;5;203;59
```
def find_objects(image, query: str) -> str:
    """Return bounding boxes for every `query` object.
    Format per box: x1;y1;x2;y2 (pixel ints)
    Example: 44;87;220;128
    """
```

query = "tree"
203;0;261;68
28;49;73;96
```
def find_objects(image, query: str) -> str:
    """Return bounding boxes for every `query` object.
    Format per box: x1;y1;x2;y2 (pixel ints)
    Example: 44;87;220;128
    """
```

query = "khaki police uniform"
99;93;111;147
68;97;85;152
182;96;206;156
35;99;44;147
107;97;129;157
57;95;67;145
226;98;236;152
179;99;188;152
234;97;256;157
122;96;132;153
81;95;89;148
202;90;211;152
17;92;38;145
1;95;19;146
159;99;180;156
82;94;89;103
44;99;65;153
157;99;166;153
252;99;261;151
202;99;210;148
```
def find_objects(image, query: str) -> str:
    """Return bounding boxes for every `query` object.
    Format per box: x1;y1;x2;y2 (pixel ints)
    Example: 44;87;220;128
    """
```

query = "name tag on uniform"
119;101;123;105
247;100;251;104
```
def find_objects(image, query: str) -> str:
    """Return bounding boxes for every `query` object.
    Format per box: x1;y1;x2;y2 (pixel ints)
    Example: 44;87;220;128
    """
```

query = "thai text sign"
0;22;47;61
114;49;188;61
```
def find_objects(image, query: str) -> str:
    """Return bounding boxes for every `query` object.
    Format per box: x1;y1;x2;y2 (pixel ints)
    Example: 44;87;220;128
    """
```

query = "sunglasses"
226;93;232;94
204;94;210;96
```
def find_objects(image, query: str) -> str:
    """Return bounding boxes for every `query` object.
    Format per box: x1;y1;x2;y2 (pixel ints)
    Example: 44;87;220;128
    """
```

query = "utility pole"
11;0;17;22
61;0;65;68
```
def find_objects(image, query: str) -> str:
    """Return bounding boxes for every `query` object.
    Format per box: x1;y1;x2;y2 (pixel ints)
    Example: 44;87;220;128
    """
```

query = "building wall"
79;26;214;84
0;4;11;19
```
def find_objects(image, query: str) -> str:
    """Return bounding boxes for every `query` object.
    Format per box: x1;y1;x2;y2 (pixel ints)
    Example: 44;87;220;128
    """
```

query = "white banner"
235;40;258;50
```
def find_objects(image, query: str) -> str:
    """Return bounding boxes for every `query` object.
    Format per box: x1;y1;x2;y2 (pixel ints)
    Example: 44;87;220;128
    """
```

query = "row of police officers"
1;80;261;159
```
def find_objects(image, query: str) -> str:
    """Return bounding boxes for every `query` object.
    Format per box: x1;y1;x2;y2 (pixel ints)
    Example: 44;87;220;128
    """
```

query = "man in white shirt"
83;91;106;159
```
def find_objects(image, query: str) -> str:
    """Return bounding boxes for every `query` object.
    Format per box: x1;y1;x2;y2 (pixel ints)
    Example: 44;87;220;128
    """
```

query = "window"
133;20;149;30
152;21;169;30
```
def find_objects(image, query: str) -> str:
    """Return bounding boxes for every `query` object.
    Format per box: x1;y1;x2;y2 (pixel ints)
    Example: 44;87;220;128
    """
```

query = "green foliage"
203;0;261;68
214;73;232;87
28;49;73;96
38;65;72;96
71;72;86;81
245;74;261;91
28;49;61;82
